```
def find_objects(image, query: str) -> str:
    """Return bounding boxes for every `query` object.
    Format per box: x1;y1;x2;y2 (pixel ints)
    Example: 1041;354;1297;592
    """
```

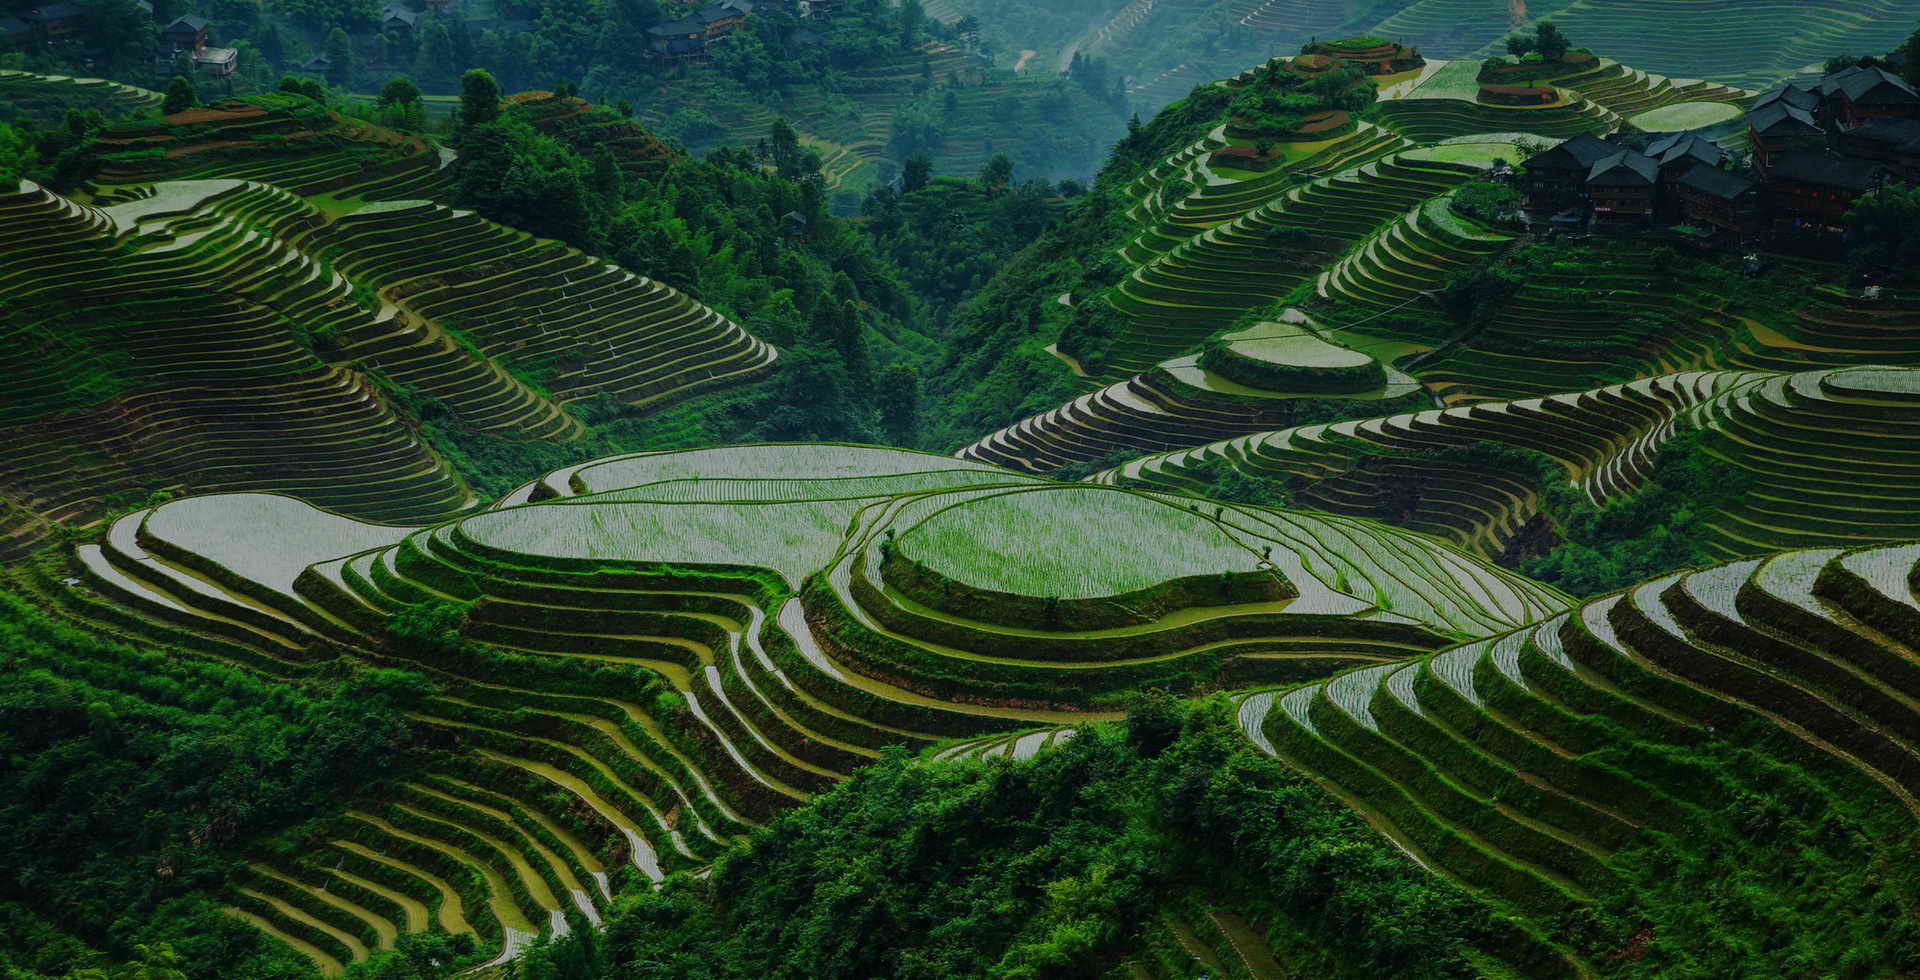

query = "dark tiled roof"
382;6;418;25
694;4;734;22
1588;150;1658;186
1849;117;1920;152
647;18;705;36
1755;84;1819;111
1646;132;1725;169
1748;101;1821;137
1529;133;1616;171
720;0;754;12
1678;163;1758;200
1822;65;1917;105
297;54;331;69
164;14;209;31
1769;150;1886;191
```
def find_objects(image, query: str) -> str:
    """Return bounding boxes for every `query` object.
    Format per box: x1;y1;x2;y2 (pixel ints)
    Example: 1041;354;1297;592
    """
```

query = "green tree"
412;18;456;91
898;0;924;51
1900;27;1920;86
324;27;354;86
769;117;802;179
1844;182;1920;272
460;67;501;126
378;74;422;105
1534;20;1570;60
876;361;919;443
0;123;31;190
160;74;196;114
978;152;1013;189
902;151;931;193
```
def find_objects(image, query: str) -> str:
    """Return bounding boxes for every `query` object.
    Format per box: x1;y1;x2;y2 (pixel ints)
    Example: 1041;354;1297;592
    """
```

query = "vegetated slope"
83;94;454;202
0;69;160;122
0;587;432;979
1510;0;1920;91
636;41;1128;192
390;541;1920;977
959;312;1432;472
0;177;775;558
1236;538;1920;973
35;443;1567;972
1098;365;1920;568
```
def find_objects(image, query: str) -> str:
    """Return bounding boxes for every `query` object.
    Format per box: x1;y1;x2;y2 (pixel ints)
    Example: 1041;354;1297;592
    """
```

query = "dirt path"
1013;49;1037;72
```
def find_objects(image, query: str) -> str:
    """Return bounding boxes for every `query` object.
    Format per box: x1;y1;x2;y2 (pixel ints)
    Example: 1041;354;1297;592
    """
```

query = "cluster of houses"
644;0;837;63
1522;64;1918;243
159;15;237;77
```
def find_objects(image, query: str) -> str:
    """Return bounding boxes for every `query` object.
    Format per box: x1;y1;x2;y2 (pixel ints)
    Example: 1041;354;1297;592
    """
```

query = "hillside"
17;443;1566;973
6;8;1920;980
0;176;775;558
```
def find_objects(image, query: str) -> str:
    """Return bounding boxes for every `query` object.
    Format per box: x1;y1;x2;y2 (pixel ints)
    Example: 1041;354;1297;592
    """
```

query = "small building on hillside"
160;15;209;52
295;53;332;74
1767;150;1886;233
381;6;418;38
20;3;86;41
1841;117;1920;181
1586;149;1660;227
1753;81;1820;116
1522;132;1615;210
1819;65;1919;130
1646;132;1726;220
158;14;235;77
1676;165;1764;240
1748;101;1825;170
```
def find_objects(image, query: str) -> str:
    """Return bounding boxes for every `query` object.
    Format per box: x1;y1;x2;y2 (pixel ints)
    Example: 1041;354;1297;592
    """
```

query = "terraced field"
0;178;775;556
1237;537;1920;965
960;313;1427;472
1523;0;1920;90
88;94;454;203
0;69;160;120
41;443;1567;969
1098;365;1920;563
1103;144;1486;375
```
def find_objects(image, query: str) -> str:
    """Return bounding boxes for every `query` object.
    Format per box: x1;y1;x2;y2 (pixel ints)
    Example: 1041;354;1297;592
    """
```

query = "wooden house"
1676;164;1764;240
1586;149;1659;227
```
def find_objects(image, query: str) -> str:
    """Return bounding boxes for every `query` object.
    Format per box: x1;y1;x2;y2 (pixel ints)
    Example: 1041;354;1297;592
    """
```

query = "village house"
159;14;237;77
1748;100;1825;170
1819;65;1919;131
381;6;418;40
1646;132;1725;220
648;0;753;59
160;14;208;52
1521;132;1616;211
1675;165;1764;241
19;3;87;42
1767;150;1886;233
1841;117;1920;181
1586;149;1660;227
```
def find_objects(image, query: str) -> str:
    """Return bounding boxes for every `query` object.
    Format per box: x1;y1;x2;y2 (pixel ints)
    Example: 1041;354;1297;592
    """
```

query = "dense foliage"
1519;429;1743;596
465;700;1522;978
859;166;1071;325
920;85;1233;448
0;587;432;979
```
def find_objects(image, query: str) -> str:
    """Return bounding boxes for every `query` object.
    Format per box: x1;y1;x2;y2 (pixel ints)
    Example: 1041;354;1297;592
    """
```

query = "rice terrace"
5;0;1920;977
